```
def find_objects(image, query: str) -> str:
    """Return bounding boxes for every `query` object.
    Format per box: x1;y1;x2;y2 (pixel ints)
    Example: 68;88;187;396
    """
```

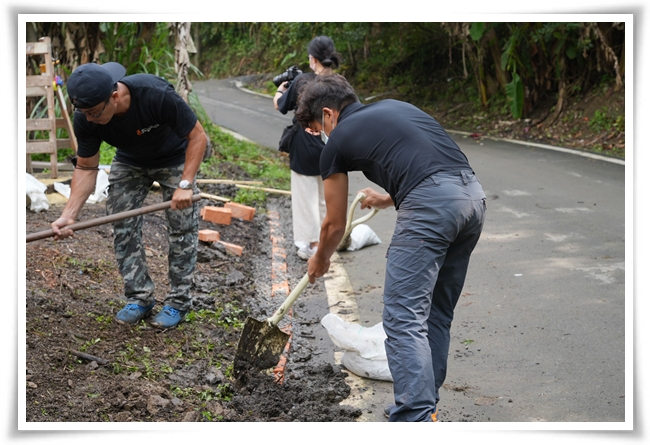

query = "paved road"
193;78;627;426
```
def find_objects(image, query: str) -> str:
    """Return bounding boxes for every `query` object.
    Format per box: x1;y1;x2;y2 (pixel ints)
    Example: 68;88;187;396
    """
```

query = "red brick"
218;240;243;256
202;206;232;225
198;229;220;242
224;202;256;221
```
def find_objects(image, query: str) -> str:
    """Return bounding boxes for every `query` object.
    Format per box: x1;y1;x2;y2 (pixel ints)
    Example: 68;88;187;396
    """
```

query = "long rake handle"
26;194;203;243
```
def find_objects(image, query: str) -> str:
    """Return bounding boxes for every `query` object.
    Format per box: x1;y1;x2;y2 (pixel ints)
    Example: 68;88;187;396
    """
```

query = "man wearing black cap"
51;62;207;329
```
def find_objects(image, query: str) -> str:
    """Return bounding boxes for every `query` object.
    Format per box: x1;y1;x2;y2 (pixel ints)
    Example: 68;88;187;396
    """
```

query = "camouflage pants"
106;161;199;312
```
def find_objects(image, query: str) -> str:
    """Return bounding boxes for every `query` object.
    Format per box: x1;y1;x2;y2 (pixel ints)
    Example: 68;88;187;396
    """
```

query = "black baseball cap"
66;62;126;109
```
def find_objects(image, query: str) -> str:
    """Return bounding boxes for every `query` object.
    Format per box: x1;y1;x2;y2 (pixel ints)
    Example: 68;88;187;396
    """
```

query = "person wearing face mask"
273;36;342;261
295;74;487;422
50;62;207;330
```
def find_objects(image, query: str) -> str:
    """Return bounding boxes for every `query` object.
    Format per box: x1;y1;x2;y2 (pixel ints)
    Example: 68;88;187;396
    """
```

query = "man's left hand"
171;187;194;210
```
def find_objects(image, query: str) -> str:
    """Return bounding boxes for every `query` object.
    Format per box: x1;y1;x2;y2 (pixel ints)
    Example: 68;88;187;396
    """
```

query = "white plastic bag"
340;351;393;382
321;313;393;381
53;169;110;204
347;224;381;251
26;173;49;212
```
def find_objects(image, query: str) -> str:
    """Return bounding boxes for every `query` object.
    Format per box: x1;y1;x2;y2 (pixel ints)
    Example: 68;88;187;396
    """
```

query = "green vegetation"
66;257;114;278
199;119;291;205
99;22;187;81
98;143;117;166
195;22;624;159
185;305;245;330
79;337;101;352
27;21;626;167
589;108;619;133
100;301;243;403
188;90;290;204
196;22;623;114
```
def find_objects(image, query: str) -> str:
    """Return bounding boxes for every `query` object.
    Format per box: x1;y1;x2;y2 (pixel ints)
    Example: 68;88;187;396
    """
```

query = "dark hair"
295;74;359;128
308;36;342;69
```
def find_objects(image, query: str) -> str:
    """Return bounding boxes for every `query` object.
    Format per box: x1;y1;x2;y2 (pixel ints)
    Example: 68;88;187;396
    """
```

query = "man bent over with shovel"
295;74;486;422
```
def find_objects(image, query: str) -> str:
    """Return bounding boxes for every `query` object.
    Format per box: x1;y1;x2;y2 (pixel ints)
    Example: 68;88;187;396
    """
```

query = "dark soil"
25;178;361;422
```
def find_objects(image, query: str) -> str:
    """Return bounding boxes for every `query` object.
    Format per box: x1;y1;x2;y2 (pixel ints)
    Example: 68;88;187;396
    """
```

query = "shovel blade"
234;316;290;371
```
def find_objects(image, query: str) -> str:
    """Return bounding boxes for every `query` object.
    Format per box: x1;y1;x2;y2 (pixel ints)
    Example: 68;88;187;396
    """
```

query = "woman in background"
274;36;342;260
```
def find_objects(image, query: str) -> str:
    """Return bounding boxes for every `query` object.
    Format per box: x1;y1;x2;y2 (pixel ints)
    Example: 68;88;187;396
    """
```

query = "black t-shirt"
277;72;324;176
320;100;473;209
74;74;198;168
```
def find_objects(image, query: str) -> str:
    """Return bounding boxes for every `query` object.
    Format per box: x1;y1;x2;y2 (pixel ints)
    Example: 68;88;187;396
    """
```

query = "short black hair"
295;74;359;129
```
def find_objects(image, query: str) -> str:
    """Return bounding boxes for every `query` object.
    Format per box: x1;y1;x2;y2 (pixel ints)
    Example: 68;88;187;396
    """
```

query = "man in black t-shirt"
296;74;487;422
51;62;207;329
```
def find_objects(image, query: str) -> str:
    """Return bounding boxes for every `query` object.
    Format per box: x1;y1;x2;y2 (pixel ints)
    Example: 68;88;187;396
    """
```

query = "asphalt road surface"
193;77;627;427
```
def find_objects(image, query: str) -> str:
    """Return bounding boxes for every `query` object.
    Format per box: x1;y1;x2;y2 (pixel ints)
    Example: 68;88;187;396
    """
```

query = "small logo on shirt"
136;124;160;136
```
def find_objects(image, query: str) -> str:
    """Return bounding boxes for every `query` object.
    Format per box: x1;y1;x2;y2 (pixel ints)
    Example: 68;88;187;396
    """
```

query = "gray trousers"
106;161;199;312
383;170;486;422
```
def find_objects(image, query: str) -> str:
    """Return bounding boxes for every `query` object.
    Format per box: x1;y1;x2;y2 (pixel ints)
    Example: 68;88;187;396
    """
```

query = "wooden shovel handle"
26;194;202;243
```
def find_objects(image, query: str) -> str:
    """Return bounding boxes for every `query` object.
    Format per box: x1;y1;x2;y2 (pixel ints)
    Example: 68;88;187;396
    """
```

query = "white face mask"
320;113;329;144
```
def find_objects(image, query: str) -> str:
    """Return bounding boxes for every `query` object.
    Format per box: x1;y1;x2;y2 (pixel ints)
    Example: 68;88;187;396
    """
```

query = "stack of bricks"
199;202;256;257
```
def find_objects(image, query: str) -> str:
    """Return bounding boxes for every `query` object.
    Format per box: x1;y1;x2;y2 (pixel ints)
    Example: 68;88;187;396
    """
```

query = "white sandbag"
341;351;393;382
321;313;386;360
321;313;393;381
89;169;110;203
347;224;381;251
53;169;110;204
26;173;49;213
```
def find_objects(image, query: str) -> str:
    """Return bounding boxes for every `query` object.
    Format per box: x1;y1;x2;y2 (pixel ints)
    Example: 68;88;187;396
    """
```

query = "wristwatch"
178;180;193;190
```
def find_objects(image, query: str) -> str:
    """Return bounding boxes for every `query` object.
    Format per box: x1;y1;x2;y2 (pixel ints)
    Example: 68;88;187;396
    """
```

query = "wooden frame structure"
26;37;77;178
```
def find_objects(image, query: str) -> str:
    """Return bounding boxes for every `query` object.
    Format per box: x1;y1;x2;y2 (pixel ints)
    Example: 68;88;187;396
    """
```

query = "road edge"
233;79;625;166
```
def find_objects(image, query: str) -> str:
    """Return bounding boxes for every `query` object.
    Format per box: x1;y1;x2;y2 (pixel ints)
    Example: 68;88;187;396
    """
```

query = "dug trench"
25;177;362;422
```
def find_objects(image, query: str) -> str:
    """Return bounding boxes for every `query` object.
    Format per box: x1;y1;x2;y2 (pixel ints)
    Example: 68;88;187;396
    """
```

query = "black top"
74;74;198;169
276;72;324;176
320;100;473;209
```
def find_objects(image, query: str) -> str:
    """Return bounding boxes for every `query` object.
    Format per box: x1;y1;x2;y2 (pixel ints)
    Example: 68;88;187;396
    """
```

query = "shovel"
235;272;311;371
234;193;379;371
26;194;203;243
336;192;380;251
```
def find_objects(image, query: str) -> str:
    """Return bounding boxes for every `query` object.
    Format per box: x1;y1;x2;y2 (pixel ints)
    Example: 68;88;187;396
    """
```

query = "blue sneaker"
150;306;187;329
116;302;154;325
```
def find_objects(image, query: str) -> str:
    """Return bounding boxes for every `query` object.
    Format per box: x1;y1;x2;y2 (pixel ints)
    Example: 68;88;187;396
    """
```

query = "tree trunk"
130;23;156;67
544;58;566;127
593;23;623;91
485;27;509;90
171;22;197;103
192;23;201;70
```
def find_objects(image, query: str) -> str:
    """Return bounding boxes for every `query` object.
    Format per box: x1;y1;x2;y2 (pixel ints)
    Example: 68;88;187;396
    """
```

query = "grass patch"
202;125;290;187
198;117;290;207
